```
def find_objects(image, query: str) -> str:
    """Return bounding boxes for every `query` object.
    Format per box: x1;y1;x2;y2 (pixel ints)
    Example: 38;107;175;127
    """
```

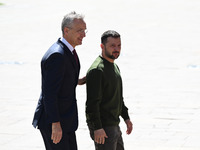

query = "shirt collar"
61;37;74;53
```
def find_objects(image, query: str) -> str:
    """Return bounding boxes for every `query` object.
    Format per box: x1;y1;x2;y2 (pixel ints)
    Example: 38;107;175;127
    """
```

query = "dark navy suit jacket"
32;39;80;132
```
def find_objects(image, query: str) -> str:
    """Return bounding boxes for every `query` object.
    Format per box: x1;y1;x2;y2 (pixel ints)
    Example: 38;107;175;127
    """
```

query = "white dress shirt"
61;37;74;54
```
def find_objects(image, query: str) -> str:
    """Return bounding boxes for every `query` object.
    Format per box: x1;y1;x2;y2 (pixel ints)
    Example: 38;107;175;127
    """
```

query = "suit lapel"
57;39;80;77
76;53;81;71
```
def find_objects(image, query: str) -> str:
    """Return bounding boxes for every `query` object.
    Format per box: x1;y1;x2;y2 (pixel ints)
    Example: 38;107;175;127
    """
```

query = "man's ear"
100;43;104;50
64;27;70;35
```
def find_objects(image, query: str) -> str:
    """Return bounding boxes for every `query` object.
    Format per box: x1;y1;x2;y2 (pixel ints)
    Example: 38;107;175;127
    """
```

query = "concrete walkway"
0;0;200;149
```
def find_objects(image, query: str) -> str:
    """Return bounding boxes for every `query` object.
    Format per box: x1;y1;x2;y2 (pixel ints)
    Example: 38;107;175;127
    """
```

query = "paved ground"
0;0;200;149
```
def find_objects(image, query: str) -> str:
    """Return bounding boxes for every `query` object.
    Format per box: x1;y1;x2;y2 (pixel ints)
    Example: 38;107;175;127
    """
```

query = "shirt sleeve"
121;99;130;121
86;69;103;130
118;67;130;121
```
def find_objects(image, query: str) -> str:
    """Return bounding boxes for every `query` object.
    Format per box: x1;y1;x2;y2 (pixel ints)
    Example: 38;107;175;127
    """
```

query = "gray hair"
61;11;84;35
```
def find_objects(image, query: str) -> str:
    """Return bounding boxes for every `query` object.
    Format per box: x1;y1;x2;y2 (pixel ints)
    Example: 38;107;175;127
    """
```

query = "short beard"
105;49;119;60
106;53;115;60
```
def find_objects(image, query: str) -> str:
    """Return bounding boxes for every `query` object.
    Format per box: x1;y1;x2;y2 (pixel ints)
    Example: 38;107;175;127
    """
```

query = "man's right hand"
94;128;108;144
51;122;62;144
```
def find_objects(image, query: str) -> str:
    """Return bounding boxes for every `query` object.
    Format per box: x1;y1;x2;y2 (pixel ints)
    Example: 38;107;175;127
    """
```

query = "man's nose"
114;47;120;51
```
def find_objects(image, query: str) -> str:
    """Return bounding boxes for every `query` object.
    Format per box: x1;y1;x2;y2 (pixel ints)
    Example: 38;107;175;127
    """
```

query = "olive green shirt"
86;56;130;130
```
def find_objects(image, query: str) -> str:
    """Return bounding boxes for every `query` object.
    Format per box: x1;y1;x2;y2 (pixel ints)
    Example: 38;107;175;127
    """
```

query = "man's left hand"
125;119;133;135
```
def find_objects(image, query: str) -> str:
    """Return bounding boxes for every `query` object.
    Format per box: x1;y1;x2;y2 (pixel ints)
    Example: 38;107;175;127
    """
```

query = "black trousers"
40;128;77;150
88;125;124;150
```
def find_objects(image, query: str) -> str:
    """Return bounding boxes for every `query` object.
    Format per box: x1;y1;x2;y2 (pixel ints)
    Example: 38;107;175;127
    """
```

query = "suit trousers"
40;128;77;150
88;125;124;150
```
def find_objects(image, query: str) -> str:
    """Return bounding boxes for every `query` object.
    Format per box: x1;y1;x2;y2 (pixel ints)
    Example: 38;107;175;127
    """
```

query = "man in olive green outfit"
86;30;133;150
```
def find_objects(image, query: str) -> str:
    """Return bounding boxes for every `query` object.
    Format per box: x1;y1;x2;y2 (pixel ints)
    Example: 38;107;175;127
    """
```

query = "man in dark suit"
32;11;87;150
